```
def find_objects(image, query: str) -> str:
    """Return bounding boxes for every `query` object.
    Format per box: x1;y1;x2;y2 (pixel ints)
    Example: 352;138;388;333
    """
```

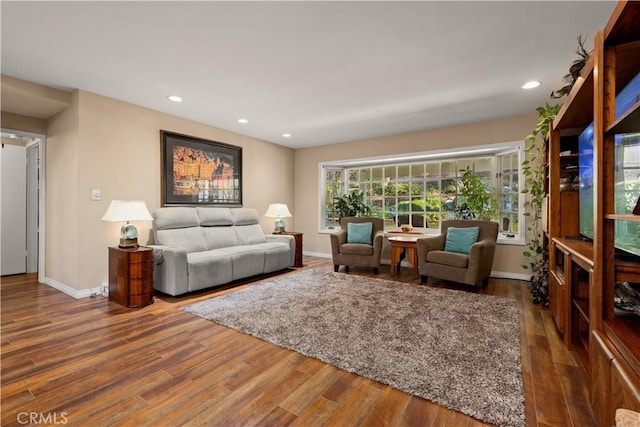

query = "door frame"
1;128;46;282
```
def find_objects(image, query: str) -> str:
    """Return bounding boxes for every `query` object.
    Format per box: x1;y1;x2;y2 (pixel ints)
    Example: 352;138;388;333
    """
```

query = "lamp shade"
264;203;291;233
264;203;292;218
101;200;153;222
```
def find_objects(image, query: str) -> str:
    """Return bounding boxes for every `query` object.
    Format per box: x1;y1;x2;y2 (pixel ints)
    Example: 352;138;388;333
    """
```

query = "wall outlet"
91;189;101;201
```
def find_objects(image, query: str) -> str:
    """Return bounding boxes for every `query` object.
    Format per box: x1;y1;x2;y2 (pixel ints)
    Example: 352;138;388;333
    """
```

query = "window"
319;142;525;244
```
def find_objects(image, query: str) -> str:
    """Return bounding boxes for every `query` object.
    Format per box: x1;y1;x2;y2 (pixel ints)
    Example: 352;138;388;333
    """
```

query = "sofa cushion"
231;208;260;225
427;250;469;268
155;227;207;253
202;227;238;250
186;251;233;291
153;207;200;230
253;242;291;272
211;246;266;280
232;249;265;280
347;222;373;244
235;224;267;245
340;243;374;256
444;226;479;254
198;207;233;226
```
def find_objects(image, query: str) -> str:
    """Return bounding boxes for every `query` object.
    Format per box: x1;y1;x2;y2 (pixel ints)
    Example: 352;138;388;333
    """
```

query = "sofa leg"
334;265;339;272
373;268;379;274
420;275;428;284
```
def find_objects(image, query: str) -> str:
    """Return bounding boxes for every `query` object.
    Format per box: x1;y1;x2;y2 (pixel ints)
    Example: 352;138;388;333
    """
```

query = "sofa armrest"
372;231;385;257
330;230;347;256
147;245;189;296
266;234;295;266
466;238;497;282
416;235;445;265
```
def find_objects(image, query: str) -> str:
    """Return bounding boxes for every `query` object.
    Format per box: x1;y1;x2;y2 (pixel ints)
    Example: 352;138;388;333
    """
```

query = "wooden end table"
389;236;419;279
108;246;154;308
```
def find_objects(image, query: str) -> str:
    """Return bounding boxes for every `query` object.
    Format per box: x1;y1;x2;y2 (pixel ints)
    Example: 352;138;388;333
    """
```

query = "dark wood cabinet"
108;246;154;308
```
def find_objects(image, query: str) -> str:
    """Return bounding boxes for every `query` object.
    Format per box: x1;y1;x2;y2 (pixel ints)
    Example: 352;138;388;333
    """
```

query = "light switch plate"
91;189;101;201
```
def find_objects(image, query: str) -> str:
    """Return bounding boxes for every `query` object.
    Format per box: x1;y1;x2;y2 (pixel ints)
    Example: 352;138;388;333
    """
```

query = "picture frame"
160;130;242;206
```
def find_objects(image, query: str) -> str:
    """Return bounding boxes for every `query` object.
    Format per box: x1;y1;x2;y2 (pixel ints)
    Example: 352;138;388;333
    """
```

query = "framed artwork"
160;130;242;206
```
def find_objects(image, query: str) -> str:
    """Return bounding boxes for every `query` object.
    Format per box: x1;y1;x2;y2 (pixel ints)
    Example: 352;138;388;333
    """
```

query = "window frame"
318;141;526;245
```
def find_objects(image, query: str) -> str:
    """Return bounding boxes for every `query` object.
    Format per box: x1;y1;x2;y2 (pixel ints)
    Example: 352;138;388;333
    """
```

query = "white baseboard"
43;277;102;299
491;271;531;281
303;251;331;259
303;251;531;281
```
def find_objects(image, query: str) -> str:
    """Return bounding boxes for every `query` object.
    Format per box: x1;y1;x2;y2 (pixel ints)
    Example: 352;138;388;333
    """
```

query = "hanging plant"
521;103;561;306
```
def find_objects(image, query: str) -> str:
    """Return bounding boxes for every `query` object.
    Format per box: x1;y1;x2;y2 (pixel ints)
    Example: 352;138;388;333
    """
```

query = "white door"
1;143;27;275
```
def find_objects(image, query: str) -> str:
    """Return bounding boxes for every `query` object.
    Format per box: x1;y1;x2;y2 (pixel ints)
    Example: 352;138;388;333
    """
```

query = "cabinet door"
611;358;640;423
591;331;614;427
549;270;565;335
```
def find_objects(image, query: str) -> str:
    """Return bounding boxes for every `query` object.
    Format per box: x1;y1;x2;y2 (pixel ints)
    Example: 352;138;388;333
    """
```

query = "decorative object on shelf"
457;166;497;220
522;103;562;306
264;203;292;233
400;224;413;232
551;35;592;99
614;281;640;317
101;200;153;248
333;190;371;219
160;130;242;207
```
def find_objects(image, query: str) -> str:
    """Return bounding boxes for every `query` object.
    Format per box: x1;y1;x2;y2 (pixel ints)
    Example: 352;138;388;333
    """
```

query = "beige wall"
294;113;538;276
46;91;81;287
46;90;294;291
1;112;47;135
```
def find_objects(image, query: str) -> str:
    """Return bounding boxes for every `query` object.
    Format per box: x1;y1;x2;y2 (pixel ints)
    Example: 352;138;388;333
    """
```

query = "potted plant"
456;166;497;220
521;103;562;306
333;190;371;219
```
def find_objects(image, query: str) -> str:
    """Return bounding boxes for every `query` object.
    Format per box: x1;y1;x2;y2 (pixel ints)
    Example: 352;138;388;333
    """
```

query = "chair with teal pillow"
416;219;498;289
330;217;384;274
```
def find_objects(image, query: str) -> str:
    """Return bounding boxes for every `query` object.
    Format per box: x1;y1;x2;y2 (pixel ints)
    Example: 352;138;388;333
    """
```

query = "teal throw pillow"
444;226;480;254
347;222;373;245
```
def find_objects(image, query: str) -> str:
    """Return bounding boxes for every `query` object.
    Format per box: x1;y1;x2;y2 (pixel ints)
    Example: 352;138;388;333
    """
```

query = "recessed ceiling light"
521;81;541;89
237;118;249;124
282;133;291;138
167;95;183;102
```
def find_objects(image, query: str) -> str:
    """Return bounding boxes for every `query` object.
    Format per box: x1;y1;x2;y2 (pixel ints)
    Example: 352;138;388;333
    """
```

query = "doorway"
1;129;45;280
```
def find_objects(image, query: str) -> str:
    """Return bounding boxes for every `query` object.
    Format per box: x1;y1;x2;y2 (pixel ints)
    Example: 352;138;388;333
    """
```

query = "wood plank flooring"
1;257;596;426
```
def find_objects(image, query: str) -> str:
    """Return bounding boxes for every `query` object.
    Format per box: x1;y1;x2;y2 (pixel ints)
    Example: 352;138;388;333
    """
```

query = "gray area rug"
183;269;525;426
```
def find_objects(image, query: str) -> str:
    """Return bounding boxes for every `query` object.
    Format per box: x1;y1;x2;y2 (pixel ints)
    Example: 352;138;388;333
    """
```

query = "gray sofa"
149;207;294;296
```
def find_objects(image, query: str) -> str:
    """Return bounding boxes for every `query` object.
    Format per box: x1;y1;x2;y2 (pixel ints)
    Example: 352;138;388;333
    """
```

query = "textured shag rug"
183;269;525;426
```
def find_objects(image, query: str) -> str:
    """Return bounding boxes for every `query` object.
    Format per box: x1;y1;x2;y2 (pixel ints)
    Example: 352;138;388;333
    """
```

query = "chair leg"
420;275;428;284
373;268;379;274
334;265;339;272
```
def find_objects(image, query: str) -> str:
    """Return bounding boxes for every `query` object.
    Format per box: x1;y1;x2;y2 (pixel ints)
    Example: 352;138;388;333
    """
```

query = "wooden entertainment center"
546;1;640;425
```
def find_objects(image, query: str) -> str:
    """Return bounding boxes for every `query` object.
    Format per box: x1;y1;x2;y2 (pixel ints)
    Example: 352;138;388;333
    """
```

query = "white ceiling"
1;1;616;149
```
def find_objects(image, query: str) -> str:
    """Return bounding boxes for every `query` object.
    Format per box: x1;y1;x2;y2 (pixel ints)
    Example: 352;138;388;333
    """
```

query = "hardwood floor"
1;257;596;426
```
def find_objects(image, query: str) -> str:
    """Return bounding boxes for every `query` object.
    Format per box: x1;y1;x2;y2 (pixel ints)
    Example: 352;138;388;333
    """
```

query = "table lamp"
264;203;292;233
101;200;153;248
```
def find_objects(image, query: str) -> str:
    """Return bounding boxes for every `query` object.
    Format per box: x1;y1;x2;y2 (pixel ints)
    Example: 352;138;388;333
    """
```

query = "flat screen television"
578;123;640;258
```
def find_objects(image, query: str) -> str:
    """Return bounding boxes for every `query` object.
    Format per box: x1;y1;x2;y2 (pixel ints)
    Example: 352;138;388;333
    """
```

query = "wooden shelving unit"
547;2;640;425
